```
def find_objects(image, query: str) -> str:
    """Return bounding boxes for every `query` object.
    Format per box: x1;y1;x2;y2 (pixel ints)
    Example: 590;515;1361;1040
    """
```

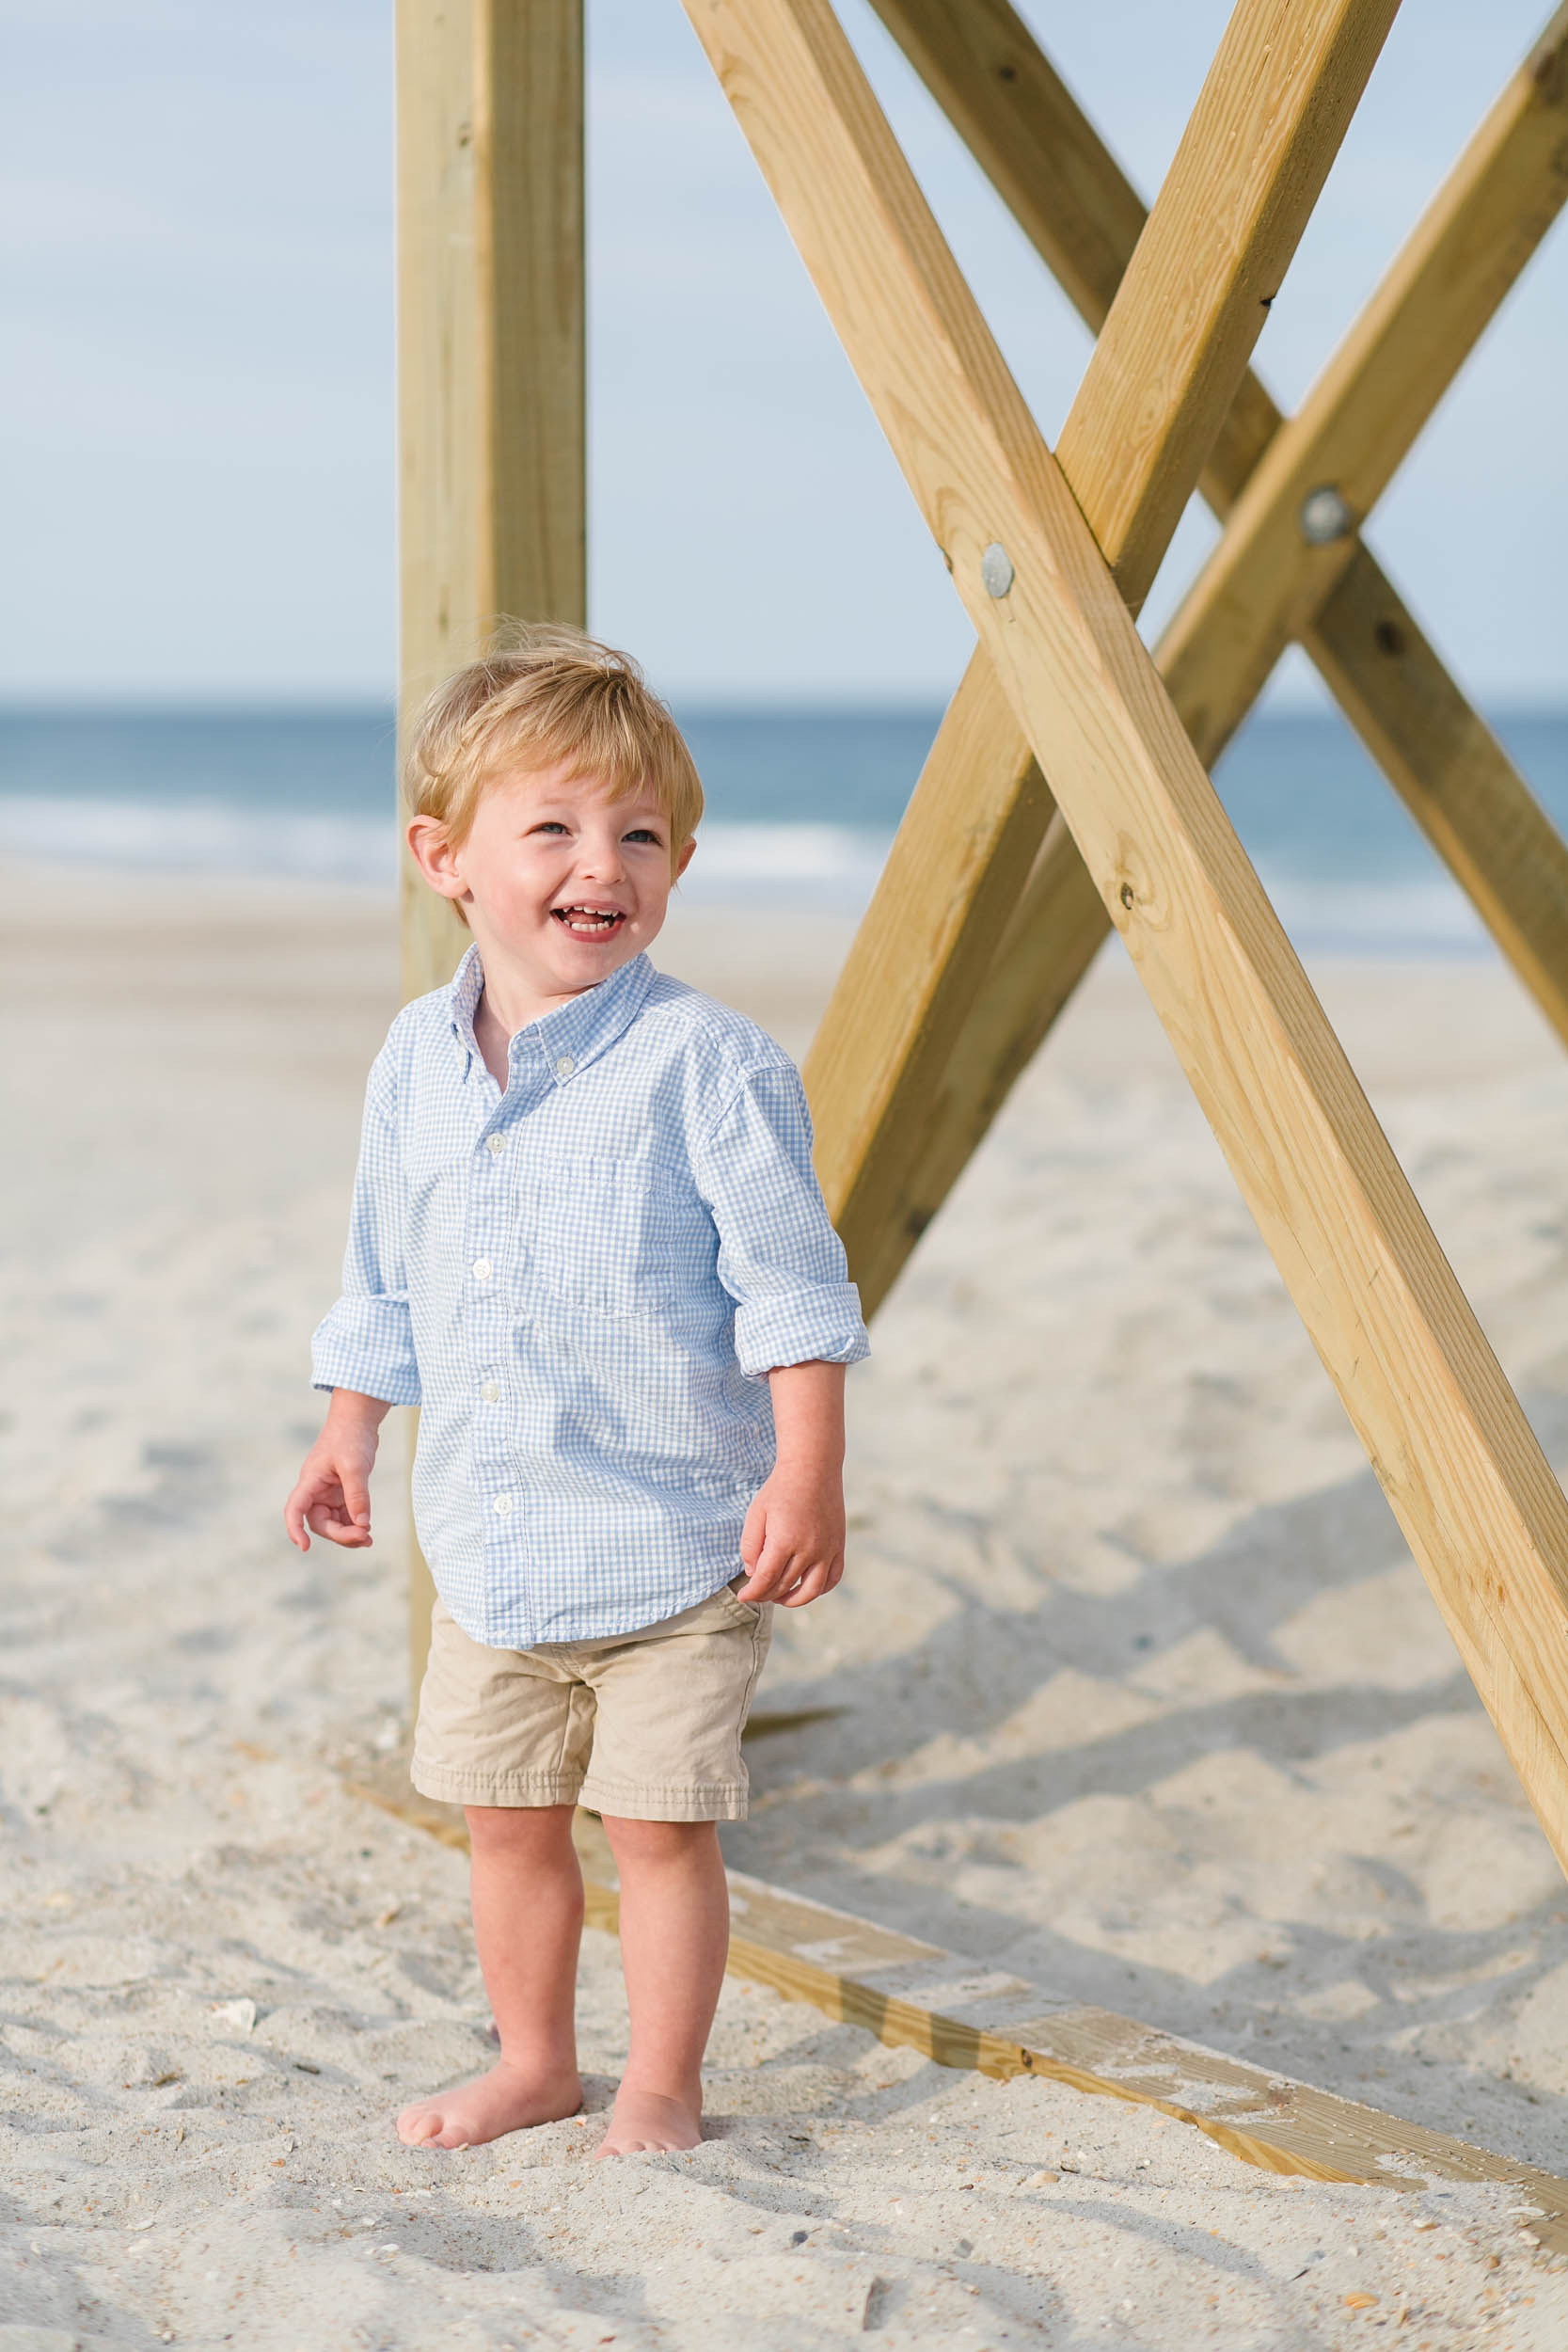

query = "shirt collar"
446;945;657;1084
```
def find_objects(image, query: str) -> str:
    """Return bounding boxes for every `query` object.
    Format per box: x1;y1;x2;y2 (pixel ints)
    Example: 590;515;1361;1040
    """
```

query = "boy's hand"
736;1460;846;1606
284;1391;390;1551
736;1359;847;1607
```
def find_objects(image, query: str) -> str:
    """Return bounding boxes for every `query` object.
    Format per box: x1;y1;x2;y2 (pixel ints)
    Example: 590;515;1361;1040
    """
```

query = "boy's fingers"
304;1496;372;1547
752;1531;802;1592
341;1463;372;1532
778;1554;841;1608
283;1486;318;1551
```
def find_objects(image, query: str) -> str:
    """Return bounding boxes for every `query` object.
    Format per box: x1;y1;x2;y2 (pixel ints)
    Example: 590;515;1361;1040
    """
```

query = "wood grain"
684;0;1568;1874
396;0;586;1702
349;1762;1568;2247
803;0;1398;1286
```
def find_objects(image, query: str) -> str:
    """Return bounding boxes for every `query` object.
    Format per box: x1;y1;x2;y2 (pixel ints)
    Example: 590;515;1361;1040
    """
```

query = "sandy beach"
7;863;1568;2347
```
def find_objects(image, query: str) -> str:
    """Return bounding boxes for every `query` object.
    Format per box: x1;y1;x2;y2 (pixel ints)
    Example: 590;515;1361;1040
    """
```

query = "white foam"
0;793;395;886
0;793;1497;954
0;796;894;909
1257;867;1492;958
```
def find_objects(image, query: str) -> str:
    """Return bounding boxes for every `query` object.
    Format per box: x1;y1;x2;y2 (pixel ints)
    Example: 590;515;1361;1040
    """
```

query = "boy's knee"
600;1814;720;1867
465;1800;578;1859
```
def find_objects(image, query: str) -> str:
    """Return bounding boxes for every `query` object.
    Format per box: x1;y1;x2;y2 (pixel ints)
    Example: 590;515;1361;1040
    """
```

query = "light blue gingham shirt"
311;946;868;1648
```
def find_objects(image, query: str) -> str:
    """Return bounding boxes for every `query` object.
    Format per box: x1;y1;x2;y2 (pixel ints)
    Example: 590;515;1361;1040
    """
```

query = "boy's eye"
531;820;571;836
623;827;662;846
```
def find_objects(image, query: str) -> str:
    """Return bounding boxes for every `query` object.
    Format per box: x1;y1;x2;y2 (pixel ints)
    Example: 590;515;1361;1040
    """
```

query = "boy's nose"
577;838;626;881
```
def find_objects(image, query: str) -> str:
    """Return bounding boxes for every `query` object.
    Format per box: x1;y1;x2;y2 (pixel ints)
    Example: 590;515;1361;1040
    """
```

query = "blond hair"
403;625;704;900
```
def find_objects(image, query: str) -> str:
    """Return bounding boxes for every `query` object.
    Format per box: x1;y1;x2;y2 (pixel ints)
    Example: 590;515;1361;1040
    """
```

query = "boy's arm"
288;1043;417;1553
692;1057;866;1610
692;1058;869;1381
309;1044;422;1408
736;1360;847;1606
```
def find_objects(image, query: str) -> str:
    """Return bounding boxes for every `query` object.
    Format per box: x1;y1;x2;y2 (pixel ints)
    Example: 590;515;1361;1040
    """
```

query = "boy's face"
409;760;695;1004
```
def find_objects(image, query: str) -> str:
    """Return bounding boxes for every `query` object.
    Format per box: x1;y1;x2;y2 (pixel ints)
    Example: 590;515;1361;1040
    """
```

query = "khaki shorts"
411;1582;772;1822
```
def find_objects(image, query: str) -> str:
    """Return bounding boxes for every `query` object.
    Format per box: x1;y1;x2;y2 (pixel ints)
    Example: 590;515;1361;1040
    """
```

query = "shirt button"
472;1257;492;1281
484;1133;505;1155
492;1492;514;1517
554;1055;575;1079
480;1380;500;1404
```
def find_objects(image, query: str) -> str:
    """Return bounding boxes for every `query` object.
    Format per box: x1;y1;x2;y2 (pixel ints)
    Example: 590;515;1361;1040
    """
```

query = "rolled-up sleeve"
310;1050;422;1406
693;1059;869;1379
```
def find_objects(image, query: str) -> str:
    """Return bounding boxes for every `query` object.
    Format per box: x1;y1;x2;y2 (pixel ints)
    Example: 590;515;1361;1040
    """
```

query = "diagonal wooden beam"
681;0;1568;1873
838;0;1568;1312
799;0;1401;1258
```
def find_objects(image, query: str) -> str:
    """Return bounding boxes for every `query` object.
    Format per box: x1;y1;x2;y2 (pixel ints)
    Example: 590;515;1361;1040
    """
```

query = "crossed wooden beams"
813;0;1568;1315
681;0;1568;1874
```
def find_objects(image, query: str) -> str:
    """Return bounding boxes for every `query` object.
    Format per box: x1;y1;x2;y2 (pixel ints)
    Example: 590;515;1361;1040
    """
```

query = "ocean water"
2;701;1566;956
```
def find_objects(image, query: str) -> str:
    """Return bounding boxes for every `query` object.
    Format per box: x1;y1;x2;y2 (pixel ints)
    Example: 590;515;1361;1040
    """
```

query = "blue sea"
2;702;1565;955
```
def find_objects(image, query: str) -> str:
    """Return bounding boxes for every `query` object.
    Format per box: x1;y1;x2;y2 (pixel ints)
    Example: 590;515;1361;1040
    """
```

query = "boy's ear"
406;814;468;902
674;835;697;881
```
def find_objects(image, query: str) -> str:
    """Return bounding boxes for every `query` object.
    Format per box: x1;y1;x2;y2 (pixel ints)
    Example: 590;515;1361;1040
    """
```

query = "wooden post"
396;0;585;1708
682;0;1568;1874
833;0;1568;1311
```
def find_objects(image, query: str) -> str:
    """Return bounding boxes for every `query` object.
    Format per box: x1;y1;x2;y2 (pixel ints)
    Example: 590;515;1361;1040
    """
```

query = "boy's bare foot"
396;2058;582;2150
595;2086;703;2157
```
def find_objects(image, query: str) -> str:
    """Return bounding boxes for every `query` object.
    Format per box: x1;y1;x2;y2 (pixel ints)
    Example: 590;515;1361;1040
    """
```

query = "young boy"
284;625;867;2159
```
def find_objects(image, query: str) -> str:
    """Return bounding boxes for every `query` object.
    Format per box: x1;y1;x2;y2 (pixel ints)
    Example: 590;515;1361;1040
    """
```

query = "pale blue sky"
3;0;1563;704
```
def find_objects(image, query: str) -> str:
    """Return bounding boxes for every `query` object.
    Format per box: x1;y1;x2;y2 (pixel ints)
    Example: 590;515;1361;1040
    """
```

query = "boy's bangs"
510;707;664;806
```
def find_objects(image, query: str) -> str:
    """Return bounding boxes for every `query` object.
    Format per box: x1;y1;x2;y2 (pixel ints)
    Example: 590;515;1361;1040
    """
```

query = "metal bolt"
980;542;1015;597
1299;485;1354;546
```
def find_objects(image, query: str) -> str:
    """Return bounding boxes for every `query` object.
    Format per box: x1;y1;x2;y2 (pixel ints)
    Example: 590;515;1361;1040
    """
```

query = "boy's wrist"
324;1387;392;1429
770;1439;844;1477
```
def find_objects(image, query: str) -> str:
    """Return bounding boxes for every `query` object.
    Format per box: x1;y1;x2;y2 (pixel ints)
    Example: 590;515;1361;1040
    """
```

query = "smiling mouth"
552;905;626;938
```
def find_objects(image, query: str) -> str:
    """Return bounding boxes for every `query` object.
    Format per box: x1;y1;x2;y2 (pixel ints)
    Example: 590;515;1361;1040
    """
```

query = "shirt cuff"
733;1285;870;1380
310;1299;422;1407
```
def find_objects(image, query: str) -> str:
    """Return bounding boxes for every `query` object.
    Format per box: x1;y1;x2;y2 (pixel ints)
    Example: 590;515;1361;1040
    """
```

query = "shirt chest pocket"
527;1155;715;1318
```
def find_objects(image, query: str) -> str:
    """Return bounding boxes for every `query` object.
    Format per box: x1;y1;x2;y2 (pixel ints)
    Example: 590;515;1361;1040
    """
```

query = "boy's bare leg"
397;1802;584;2149
596;1816;729;2157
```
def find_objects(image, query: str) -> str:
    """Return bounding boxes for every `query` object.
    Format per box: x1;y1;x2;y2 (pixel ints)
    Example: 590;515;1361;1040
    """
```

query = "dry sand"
5;866;1568;2347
